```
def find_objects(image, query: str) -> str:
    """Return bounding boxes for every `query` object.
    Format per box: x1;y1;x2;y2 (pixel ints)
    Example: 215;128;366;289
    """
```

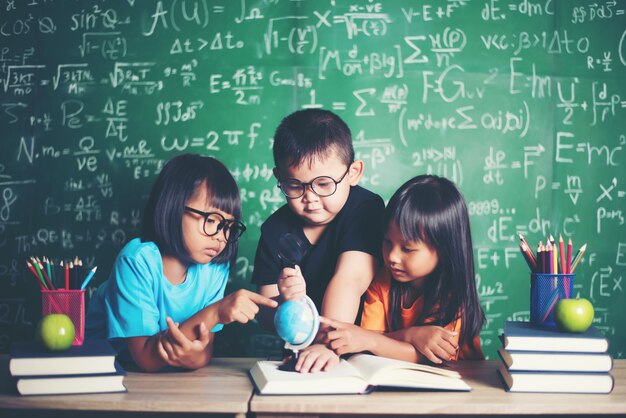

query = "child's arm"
256;250;375;335
292;252;375;373
127;290;277;372
321;317;420;363
359;275;458;364
321;251;377;323
257;264;312;330
387;324;460;364
126;318;213;372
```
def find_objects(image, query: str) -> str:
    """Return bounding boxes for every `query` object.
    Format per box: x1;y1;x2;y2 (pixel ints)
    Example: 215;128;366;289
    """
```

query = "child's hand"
157;317;211;369
321;316;373;356
405;325;459;364
294;343;340;373
216;289;278;324
277;265;306;301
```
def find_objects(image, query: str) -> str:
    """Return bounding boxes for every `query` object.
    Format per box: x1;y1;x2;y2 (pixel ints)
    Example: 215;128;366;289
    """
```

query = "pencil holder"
41;289;85;346
530;274;574;328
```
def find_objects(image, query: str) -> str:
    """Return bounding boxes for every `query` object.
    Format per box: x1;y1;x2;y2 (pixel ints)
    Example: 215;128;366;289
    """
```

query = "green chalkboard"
0;0;624;360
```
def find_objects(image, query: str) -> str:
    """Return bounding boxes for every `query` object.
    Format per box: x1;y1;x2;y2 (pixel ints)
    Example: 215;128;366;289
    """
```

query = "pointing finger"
247;291;279;308
319;316;341;328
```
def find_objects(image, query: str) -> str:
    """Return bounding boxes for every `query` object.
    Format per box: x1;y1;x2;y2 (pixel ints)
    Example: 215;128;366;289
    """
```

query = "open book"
250;353;471;395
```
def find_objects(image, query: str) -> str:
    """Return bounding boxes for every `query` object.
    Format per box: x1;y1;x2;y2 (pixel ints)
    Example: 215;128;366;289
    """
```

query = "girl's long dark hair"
386;175;484;349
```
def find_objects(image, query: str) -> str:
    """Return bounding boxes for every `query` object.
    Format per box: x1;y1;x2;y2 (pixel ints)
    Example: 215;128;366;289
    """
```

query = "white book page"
347;354;461;381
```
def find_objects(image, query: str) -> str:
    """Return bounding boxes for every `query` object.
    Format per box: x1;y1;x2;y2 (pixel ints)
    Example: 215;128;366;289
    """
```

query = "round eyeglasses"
277;166;351;199
184;207;246;242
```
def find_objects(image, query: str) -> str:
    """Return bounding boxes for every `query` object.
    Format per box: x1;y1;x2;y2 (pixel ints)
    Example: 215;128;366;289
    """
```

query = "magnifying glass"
277;233;306;269
275;233;316;371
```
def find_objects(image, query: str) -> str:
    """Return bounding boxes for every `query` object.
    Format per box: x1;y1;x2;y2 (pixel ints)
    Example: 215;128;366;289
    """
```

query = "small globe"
274;296;319;350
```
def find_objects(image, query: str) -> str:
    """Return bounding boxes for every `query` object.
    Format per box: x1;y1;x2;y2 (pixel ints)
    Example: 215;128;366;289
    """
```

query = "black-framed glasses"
277;166;351;199
184;206;246;242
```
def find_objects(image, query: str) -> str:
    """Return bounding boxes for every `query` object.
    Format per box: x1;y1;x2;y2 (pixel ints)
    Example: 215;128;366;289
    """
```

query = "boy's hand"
216;289;278;324
294;343;340;373
277;265;306;301
157;317;210;369
403;325;458;364
321;316;373;356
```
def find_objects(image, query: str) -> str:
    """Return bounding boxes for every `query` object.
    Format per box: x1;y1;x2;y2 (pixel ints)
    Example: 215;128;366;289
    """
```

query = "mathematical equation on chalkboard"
0;0;624;358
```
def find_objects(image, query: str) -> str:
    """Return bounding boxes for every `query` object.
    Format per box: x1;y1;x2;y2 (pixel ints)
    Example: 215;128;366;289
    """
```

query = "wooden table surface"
0;356;257;417
1;356;624;417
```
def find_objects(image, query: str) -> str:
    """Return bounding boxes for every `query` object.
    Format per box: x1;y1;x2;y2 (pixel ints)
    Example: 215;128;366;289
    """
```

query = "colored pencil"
80;266;97;290
542;289;560;322
518;232;530;248
518;233;537;266
535;242;540;273
37;260;55;290
522;242;537;272
44;257;52;285
26;260;46;289
519;242;534;272
30;258;47;289
546;243;553;274
553;240;558;287
558;235;566;275
64;261;69;290
566;237;573;275
570;243;587;273
49;259;56;287
565;238;573;298
69;261;75;290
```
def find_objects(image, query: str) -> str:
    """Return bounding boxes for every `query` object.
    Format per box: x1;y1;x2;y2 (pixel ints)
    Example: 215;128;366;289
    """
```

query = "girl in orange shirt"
322;175;484;364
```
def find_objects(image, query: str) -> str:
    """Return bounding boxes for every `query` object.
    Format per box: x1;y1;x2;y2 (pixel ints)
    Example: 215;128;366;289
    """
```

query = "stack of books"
497;321;614;394
9;339;127;396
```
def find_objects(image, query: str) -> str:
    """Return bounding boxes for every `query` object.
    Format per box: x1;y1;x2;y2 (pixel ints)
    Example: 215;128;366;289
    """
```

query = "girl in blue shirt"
87;154;277;372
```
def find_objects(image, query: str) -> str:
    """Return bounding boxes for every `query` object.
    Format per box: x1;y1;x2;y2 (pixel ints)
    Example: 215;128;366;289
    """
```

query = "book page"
253;360;370;395
347;354;461;381
346;354;470;391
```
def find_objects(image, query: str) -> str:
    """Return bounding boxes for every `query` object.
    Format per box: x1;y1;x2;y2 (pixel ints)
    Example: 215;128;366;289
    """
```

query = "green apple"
554;298;594;333
36;314;75;351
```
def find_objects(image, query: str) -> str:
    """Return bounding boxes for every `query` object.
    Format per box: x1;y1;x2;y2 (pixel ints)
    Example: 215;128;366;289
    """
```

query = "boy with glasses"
253;109;384;373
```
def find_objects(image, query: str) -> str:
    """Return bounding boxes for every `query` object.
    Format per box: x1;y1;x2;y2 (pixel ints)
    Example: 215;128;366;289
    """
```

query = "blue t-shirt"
86;238;229;354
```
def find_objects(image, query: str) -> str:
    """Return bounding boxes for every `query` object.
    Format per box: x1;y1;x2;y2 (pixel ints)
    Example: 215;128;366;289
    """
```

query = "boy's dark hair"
273;109;354;171
385;175;485;351
141;153;242;265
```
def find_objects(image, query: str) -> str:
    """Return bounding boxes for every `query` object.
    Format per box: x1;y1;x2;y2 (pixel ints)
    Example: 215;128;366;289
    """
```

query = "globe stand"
277;350;300;372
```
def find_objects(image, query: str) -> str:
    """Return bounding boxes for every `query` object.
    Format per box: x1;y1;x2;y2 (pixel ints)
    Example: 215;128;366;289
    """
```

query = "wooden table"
1;357;624;417
250;360;626;417
0;356;257;418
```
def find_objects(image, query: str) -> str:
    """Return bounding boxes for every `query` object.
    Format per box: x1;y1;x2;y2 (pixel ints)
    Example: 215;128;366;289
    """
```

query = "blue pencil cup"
530;274;574;328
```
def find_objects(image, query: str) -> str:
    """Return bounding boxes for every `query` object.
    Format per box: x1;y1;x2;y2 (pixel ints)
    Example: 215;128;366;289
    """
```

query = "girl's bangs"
392;196;436;245
200;172;241;219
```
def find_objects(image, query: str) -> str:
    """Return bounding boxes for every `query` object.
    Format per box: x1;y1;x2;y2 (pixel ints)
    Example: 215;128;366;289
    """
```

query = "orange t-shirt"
360;268;483;361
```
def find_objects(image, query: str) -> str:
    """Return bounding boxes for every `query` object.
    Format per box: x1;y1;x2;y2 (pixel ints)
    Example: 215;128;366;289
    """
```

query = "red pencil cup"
530;273;574;328
41;289;85;346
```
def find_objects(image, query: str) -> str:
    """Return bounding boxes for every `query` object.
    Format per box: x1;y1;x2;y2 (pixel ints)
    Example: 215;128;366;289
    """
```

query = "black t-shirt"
252;185;385;311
